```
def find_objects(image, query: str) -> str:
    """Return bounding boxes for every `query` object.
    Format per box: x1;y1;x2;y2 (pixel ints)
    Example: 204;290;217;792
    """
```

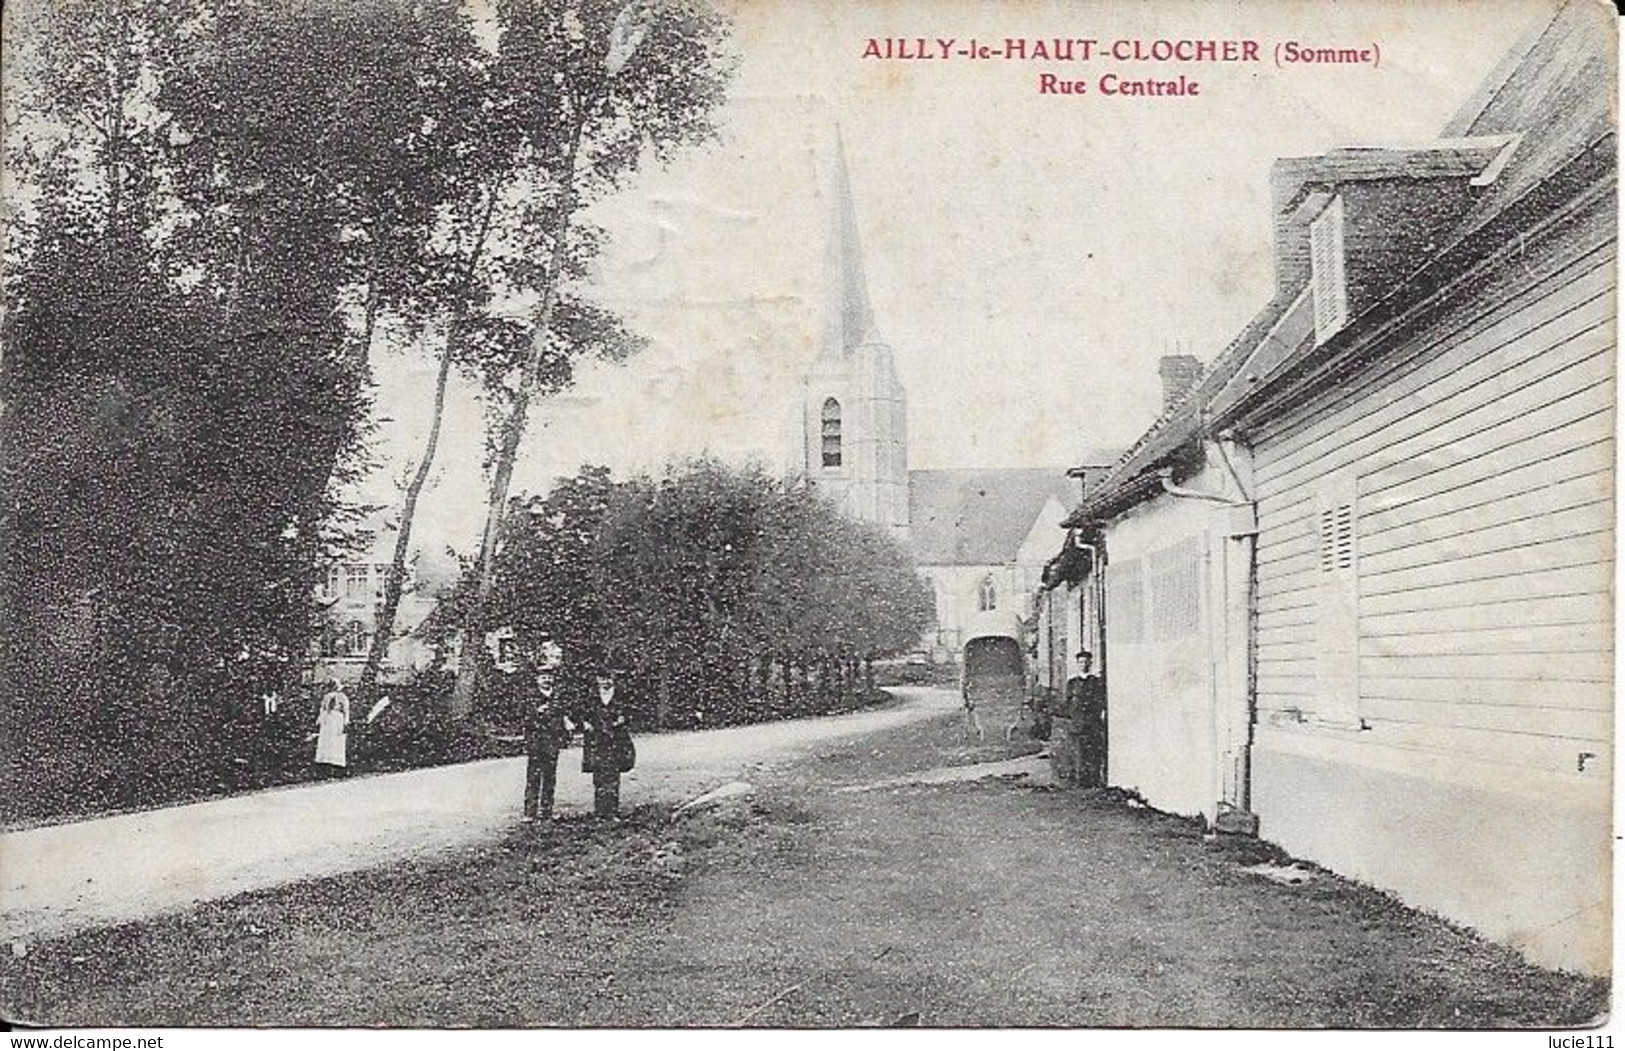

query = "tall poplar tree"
447;0;733;718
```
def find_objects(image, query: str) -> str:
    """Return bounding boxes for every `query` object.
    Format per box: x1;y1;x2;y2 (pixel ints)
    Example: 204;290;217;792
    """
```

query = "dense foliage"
451;0;734;717
0;0;733;818
1;0;387;814
430;461;935;730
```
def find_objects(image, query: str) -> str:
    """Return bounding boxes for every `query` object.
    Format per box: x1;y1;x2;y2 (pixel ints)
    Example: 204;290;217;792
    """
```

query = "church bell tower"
795;131;910;539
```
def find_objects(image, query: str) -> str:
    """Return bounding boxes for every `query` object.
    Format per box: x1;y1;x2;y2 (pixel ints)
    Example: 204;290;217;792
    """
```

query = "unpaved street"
0;694;1602;1029
0;688;957;944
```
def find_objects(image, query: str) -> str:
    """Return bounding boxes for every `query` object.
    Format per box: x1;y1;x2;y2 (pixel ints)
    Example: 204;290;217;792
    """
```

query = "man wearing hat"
523;665;573;821
578;665;635;818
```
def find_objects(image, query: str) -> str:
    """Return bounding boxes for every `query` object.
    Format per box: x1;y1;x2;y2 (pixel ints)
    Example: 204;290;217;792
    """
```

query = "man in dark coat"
578;667;634;819
1071;650;1108;788
523;667;573;821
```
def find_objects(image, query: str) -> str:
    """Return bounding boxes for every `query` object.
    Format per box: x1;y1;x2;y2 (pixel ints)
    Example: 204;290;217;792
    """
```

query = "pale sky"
362;0;1550;557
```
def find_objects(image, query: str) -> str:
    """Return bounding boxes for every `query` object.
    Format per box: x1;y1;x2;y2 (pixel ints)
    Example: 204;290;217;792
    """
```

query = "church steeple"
794;124;910;540
820;128;881;361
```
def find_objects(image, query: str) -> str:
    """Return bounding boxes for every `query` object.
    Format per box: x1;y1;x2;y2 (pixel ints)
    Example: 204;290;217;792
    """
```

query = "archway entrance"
962;634;1024;705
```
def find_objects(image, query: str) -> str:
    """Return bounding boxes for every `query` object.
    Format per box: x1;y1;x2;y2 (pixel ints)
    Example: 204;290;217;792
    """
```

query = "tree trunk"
451;114;587;721
359;191;499;711
354;328;453;706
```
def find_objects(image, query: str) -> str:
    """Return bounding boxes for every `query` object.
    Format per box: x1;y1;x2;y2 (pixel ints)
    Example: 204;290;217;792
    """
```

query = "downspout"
1240;525;1259;816
1202;531;1219;830
1155;439;1260;833
1213;432;1259;821
1076;540;1104;678
1077;537;1108;786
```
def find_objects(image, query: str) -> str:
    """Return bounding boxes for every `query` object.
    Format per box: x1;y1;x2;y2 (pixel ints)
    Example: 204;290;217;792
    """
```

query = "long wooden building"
1054;0;1615;973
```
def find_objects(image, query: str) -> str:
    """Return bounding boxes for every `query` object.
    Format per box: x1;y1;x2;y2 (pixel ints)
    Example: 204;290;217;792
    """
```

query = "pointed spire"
820;126;880;360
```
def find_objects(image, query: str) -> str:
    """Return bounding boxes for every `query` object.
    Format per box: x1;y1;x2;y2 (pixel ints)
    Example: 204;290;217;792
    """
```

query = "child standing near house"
314;677;350;777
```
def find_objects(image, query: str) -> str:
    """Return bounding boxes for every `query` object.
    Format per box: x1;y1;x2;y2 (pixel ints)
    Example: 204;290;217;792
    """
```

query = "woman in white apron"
315;678;350;776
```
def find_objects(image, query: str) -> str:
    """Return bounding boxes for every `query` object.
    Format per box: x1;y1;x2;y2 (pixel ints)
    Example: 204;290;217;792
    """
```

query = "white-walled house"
309;525;455;685
1054;0;1614;974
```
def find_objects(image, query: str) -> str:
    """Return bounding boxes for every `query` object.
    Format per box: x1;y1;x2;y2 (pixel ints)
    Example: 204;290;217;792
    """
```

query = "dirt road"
0;688;957;945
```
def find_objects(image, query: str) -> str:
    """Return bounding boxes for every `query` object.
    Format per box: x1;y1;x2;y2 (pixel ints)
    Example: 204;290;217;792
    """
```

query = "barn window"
977;575;998;612
820;398;842;468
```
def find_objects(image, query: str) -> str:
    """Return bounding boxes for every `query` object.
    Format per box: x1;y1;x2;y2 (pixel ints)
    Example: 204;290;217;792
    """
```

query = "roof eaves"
1061;286;1301;527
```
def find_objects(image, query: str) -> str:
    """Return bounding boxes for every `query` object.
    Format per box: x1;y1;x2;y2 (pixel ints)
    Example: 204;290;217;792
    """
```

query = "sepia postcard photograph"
0;0;1617;1035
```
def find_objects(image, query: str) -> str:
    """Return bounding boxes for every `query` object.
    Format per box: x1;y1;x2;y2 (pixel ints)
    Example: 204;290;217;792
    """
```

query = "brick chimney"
1158;354;1203;413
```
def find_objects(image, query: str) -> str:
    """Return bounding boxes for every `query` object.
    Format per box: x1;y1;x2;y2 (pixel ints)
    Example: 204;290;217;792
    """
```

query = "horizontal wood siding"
1252;211;1615;773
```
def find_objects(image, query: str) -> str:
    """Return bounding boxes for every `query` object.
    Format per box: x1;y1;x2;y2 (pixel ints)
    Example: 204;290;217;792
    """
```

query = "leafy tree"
450;0;734;719
0;0;436;814
437;461;933;732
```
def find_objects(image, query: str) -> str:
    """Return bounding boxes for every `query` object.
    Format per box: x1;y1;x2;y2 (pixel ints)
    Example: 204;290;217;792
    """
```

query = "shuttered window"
1149;537;1203;641
1314;468;1360;725
1311;194;1349;344
1318;502;1355;572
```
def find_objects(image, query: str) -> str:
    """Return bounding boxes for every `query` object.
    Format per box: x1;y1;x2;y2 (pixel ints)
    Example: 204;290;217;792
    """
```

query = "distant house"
310;526;450;685
1034;368;1193;701
1045;0;1614;974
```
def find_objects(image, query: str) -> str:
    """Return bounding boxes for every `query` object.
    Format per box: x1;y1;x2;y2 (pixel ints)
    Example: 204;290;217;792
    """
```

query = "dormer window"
1309;193;1348;343
820;398;842;468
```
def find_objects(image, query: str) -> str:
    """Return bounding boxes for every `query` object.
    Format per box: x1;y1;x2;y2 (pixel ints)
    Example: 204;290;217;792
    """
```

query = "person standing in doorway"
523;666;573;822
579;666;634;819
314;677;350;777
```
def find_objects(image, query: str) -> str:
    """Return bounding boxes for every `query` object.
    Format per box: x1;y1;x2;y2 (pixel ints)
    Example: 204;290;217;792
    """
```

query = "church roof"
908;468;1074;566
